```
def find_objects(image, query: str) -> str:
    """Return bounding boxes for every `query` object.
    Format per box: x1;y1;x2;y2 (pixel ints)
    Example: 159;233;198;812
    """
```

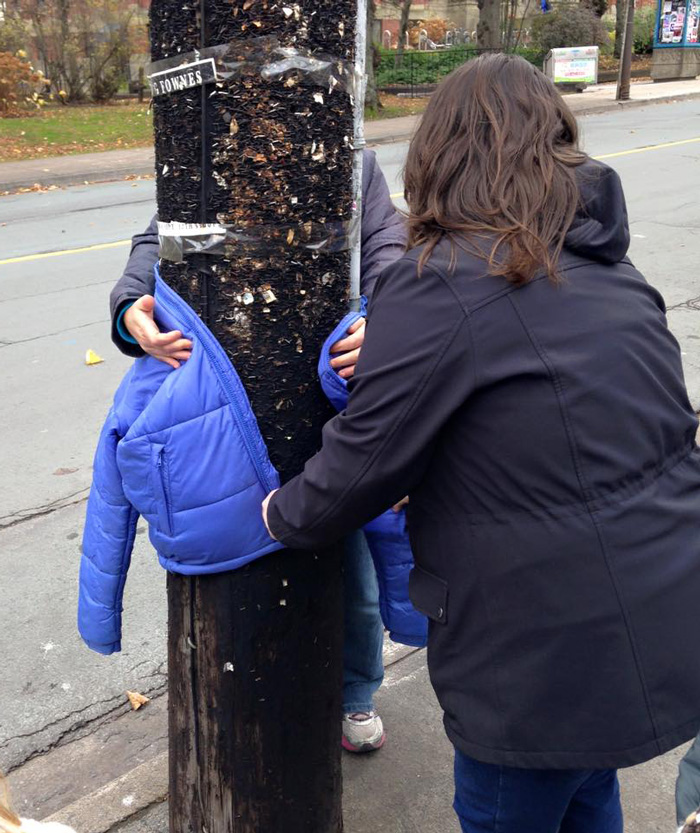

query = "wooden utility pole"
148;0;364;829
616;0;635;100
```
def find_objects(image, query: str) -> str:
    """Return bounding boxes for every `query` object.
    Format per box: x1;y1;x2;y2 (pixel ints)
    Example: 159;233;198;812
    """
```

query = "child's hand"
330;318;366;380
124;295;192;370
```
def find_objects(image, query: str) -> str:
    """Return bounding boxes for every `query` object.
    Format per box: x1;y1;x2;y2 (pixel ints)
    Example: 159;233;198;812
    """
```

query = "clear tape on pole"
146;37;358;98
158;216;360;263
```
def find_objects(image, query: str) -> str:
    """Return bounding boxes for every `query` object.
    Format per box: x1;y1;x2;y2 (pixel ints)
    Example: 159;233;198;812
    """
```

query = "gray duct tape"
158;215;360;262
146;37;358;98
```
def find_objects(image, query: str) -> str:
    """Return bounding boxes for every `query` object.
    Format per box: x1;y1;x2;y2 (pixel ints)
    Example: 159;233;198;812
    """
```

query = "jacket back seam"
402;252;603;317
506;292;662;744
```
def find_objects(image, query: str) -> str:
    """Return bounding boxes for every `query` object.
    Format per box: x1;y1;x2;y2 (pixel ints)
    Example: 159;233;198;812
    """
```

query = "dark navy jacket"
268;160;700;770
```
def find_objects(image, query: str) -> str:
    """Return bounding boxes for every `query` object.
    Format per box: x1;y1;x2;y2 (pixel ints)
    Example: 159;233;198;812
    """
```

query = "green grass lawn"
0;102;154;163
0;96;420;164
365;93;428;121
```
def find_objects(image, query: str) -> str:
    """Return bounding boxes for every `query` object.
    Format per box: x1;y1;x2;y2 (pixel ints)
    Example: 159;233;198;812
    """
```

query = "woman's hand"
329;318;366;380
262;490;279;539
124;295;193;369
393;496;409;513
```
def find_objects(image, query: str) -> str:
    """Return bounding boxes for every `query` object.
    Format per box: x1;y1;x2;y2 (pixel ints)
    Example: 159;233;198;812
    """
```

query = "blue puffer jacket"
80;270;426;655
79;271;283;654
319;310;428;649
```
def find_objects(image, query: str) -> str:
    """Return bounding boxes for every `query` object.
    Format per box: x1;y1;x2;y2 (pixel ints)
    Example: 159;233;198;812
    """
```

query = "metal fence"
376;47;543;98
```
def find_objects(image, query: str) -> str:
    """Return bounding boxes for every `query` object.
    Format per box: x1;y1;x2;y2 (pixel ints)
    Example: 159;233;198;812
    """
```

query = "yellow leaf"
85;349;104;366
126;691;150;710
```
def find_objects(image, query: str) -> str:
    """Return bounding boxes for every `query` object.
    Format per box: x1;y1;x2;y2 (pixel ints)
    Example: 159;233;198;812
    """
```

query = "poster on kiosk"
656;0;700;46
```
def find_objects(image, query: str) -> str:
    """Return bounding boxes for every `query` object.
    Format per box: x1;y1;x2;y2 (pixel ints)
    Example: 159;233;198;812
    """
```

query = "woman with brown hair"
263;53;700;830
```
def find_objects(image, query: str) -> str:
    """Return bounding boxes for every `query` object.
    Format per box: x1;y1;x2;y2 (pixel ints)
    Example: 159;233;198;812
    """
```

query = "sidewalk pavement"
2;78;700;194
7;635;692;833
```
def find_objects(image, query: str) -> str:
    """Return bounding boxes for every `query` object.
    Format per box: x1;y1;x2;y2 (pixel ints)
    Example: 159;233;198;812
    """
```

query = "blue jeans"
454;749;623;833
677;729;700;824
342;530;385;713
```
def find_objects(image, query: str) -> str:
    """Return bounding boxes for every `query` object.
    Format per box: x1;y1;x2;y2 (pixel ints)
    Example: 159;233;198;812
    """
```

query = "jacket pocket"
151;443;173;536
409;566;448;624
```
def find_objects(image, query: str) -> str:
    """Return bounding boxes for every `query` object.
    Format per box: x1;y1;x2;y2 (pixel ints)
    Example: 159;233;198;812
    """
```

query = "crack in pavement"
0;488;91;531
2;677;168;775
0;318;111;347
0;695;128;753
668;296;700;311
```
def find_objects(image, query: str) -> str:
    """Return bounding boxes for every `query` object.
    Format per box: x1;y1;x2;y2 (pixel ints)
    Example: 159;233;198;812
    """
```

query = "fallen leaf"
85;349;104;366
126;690;150;710
53;467;78;476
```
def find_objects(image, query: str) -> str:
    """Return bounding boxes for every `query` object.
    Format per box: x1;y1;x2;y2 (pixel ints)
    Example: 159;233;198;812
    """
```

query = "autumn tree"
15;0;137;101
0;51;42;115
408;17;456;46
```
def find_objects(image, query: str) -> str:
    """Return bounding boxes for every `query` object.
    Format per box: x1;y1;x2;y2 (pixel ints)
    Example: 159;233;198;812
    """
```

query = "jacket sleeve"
267;255;474;549
79;407;139;655
360;150;407;299
109;215;159;358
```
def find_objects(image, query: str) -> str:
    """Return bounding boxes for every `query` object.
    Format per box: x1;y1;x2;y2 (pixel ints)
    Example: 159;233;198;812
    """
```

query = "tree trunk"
149;0;358;829
477;0;502;49
394;0;412;67
366;0;382;110
615;0;628;59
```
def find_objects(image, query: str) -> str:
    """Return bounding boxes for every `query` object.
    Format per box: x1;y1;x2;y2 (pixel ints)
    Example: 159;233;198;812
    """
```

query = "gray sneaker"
342;711;386;753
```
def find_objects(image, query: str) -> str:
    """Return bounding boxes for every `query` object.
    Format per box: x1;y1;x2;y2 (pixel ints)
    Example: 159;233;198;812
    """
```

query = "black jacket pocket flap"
409;567;448;624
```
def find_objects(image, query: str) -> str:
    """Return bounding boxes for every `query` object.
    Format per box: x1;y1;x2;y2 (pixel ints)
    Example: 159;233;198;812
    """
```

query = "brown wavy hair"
0;776;21;833
404;53;586;284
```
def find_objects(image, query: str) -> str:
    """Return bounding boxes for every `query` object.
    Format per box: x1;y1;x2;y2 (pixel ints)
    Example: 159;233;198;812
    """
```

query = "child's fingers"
330;319;366;354
330;348;360;369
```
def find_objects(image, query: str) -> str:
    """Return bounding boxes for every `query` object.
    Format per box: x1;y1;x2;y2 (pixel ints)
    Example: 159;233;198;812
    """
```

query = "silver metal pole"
350;0;368;310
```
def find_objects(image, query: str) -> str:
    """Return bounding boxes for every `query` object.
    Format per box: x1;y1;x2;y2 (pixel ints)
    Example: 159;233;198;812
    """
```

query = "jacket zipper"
156;446;174;534
156;280;276;495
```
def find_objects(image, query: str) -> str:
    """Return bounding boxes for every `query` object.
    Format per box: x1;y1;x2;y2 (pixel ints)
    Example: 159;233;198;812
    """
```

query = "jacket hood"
564;158;630;264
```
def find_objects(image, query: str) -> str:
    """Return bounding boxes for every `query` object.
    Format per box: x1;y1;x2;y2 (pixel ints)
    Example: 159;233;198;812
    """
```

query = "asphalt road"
1;99;699;828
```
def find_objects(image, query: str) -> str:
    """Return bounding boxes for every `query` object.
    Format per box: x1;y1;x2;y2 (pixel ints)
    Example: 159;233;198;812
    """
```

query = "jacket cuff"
83;638;121;656
111;298;146;358
116;303;138;344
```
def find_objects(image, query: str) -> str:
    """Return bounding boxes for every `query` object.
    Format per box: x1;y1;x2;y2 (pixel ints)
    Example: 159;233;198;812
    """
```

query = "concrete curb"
567;90;700;118
366;89;700;145
0;160;155;193
43;752;168;833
